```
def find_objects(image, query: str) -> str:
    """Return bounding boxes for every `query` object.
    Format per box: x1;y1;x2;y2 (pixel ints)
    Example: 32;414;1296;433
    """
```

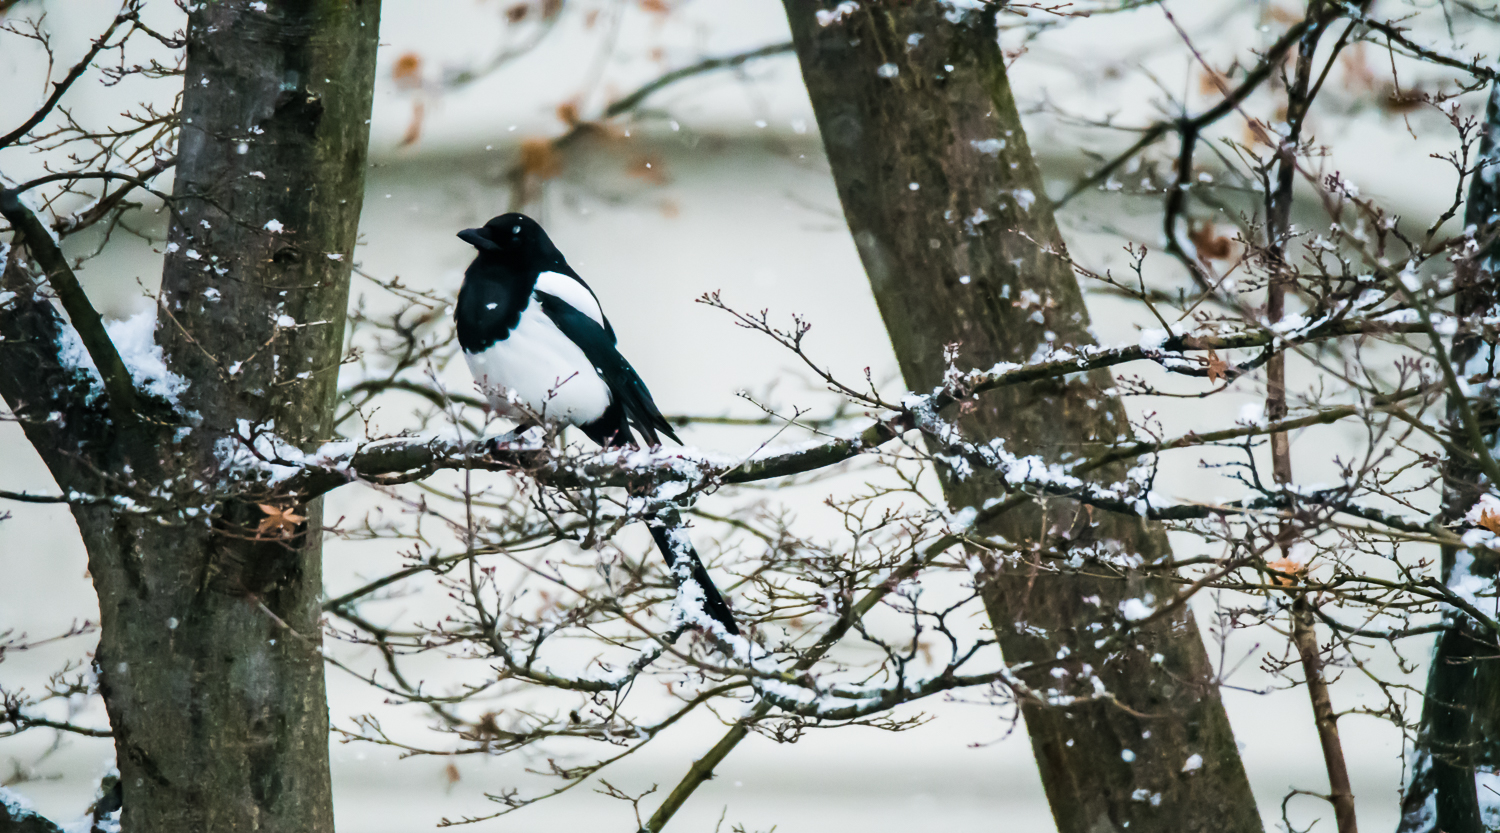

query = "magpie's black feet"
482;425;533;457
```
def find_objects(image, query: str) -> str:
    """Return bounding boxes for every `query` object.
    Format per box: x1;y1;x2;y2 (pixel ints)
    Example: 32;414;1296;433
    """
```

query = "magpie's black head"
457;213;565;271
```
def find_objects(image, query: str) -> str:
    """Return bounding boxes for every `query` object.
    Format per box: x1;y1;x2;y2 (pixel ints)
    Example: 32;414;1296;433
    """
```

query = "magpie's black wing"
533;291;680;446
536;290;739;635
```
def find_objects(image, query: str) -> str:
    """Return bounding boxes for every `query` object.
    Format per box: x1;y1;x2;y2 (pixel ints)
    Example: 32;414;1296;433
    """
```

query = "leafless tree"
2;2;1500;832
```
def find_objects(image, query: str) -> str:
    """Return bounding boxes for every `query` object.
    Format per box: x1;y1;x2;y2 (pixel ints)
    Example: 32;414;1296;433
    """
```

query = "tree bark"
1399;81;1500;833
0;2;380;831
782;3;1261;831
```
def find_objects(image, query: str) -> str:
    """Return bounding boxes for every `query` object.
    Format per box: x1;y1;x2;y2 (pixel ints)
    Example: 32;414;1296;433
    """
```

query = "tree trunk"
1398;81;1500;833
782;3;1261;831
0;2;381;831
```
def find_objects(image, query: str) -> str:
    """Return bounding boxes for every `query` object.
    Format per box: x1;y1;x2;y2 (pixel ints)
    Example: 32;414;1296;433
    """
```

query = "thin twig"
0;187;141;419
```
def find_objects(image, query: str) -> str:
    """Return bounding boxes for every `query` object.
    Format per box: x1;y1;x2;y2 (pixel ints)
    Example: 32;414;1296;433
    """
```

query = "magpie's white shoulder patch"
535;271;605;327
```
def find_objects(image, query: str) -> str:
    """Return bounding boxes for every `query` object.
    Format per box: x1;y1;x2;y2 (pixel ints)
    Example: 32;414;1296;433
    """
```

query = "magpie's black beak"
457;228;497;251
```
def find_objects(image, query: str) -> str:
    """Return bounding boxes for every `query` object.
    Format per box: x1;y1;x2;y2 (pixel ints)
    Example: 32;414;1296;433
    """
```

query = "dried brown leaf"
1243;118;1274;147
1382;84;1427;114
1188;221;1234;261
1266;556;1308;586
519;139;562;179
1479;510;1500;534
1205;349;1228;383
1197;66;1230;97
391;52;422;90
256;503;306;538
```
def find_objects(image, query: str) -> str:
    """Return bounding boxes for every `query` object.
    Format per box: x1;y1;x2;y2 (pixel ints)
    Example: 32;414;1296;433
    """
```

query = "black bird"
455;213;739;635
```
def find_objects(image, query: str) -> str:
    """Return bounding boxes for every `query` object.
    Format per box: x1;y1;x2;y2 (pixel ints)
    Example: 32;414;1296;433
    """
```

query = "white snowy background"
1;0;1490;830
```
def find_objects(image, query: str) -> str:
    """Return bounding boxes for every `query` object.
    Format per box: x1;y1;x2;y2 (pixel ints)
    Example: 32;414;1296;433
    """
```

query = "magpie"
455;213;739;635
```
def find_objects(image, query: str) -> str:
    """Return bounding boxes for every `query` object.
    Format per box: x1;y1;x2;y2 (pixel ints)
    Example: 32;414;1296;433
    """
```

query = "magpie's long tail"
592;416;737;634
645;516;739;636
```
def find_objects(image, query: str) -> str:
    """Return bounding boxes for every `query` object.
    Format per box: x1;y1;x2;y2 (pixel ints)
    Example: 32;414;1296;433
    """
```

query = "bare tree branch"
1055;16;1313;207
602;41;794;119
0;2;137;149
0;188;141;419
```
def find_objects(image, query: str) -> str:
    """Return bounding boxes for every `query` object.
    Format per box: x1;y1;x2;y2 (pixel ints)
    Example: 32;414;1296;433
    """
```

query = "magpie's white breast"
462;275;613;425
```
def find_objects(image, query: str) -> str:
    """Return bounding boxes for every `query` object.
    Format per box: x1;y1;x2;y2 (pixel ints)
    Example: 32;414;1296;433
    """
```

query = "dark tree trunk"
1399;82;1500;833
782;3;1261;831
0;2;380;831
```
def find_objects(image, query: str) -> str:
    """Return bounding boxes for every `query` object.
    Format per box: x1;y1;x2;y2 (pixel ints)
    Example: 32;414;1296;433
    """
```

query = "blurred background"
1;0;1492;830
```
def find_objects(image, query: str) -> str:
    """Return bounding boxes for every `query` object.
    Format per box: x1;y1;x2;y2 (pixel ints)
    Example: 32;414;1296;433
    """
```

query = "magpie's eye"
512;225;521;234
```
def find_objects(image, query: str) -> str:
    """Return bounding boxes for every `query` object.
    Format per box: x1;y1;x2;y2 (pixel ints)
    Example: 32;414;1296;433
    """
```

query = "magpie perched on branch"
455;213;739;635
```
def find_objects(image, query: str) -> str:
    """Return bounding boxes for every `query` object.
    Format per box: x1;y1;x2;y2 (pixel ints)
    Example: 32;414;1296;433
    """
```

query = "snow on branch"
269;310;1447;545
0;188;142;420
